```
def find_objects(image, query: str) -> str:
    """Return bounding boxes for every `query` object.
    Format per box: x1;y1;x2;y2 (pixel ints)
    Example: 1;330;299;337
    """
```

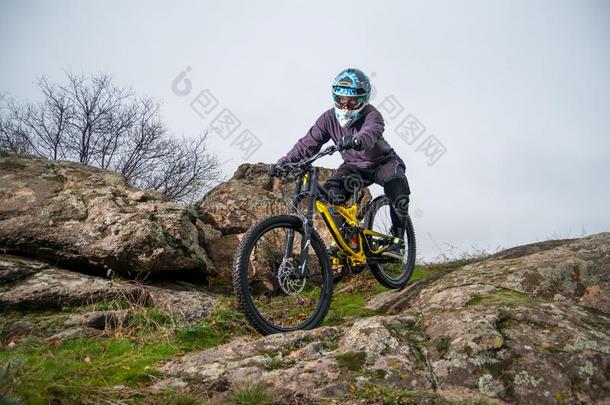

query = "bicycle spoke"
246;225;325;330
369;198;413;282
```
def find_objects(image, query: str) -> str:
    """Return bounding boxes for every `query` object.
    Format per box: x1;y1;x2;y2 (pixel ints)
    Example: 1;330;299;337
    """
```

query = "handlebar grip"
268;163;292;178
271;146;337;176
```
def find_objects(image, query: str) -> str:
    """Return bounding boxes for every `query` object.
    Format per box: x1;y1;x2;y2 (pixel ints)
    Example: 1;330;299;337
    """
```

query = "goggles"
333;94;367;110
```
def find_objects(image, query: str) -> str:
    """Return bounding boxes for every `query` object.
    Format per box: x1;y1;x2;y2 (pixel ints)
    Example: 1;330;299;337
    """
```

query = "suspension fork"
282;173;302;260
282;168;315;269
297;167;317;277
280;167;317;278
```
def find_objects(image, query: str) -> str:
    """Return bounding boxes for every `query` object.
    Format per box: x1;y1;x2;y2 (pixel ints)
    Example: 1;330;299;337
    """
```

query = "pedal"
380;251;404;260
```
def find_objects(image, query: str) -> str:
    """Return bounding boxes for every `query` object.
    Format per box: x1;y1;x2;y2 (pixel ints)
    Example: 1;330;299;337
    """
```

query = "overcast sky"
1;0;609;260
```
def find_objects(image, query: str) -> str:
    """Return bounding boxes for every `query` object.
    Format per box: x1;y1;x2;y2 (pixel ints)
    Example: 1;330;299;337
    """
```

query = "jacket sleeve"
278;113;331;165
354;108;385;151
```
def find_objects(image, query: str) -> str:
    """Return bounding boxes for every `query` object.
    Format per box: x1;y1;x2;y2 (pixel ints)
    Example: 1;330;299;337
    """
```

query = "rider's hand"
267;163;288;177
267;164;280;177
337;136;362;152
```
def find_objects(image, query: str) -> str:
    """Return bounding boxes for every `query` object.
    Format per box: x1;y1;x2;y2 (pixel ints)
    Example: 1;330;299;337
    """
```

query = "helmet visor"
333;94;367;111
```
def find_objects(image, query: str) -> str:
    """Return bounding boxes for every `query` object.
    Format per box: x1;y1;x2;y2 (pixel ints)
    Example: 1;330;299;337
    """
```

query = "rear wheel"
232;215;333;335
364;196;416;289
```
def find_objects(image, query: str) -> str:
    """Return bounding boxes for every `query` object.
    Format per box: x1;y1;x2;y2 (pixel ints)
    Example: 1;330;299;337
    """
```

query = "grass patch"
376;263;438;284
353;383;450;404
0;337;177;403
0;300;255;404
174;306;254;351
124;307;176;335
409;259;476;283
230;381;275;405
321;263;449;327
0;311;71;342
466;289;533;308
323;290;377;326
321;271;389;326
410;265;436;282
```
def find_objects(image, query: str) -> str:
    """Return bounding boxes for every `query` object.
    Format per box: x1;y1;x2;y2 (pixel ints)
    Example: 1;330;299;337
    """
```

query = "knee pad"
383;177;410;205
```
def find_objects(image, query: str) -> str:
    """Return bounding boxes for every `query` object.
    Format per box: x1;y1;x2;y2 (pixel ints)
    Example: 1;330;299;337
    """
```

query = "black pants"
322;156;411;237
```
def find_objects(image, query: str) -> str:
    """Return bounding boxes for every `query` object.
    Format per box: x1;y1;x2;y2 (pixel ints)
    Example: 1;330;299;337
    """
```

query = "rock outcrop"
0;254;220;340
198;163;292;236
0;153;214;276
198;162;371;233
156;233;610;404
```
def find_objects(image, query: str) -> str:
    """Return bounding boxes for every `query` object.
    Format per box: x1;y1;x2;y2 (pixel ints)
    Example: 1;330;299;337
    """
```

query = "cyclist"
269;68;411;257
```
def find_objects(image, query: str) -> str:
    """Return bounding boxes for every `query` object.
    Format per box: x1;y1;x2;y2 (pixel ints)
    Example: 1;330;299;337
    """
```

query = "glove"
337;136;362;152
268;164;280;177
267;163;288;177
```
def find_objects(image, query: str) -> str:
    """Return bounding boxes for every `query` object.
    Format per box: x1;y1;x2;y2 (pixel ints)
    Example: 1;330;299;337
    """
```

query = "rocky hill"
0;152;608;404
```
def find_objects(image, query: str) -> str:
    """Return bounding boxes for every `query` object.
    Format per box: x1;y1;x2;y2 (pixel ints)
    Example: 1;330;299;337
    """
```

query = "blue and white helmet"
332;68;371;127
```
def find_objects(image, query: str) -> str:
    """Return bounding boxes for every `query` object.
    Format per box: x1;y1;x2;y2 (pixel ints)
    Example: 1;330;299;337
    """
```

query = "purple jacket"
278;105;399;169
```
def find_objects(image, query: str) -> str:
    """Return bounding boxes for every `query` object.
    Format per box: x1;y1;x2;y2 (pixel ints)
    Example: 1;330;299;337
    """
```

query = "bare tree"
114;98;170;182
36;77;74;160
59;73;133;164
0;79;73;160
0;105;30;154
137;134;222;202
96;100;138;170
0;72;221;202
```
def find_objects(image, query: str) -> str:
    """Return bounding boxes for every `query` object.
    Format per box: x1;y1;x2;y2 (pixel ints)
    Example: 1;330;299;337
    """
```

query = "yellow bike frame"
314;197;393;267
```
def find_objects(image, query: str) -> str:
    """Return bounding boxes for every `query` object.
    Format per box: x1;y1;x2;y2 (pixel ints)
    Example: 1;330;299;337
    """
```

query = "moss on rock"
334;351;366;371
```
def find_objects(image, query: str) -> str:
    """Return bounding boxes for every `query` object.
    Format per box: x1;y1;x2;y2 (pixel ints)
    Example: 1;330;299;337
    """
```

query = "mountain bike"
232;145;416;335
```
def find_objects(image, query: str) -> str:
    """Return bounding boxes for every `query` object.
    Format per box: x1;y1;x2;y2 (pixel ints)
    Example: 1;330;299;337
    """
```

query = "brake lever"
277;145;337;177
325;145;338;154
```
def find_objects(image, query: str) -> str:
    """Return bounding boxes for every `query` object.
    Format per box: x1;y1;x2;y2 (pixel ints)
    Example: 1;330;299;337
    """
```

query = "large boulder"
156;233;610;404
198;163;337;235
0;153;215;276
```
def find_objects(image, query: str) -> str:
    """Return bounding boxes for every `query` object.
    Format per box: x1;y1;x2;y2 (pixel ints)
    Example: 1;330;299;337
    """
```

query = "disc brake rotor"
277;258;306;296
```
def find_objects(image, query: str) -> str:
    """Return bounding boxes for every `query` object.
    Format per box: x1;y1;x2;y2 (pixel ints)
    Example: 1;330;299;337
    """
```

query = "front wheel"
232;215;333;335
364;196;416;289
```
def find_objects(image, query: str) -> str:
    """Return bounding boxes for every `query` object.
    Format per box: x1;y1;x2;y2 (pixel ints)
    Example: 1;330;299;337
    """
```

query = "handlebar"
274;145;338;177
